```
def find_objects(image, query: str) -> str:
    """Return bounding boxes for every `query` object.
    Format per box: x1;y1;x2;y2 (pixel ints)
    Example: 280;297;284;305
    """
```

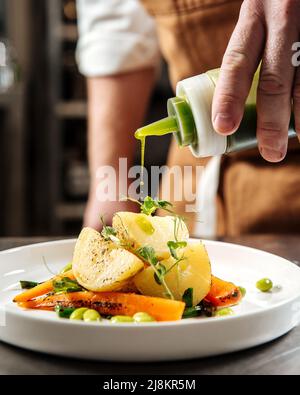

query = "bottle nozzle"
167;97;196;147
135;116;178;140
134;97;196;147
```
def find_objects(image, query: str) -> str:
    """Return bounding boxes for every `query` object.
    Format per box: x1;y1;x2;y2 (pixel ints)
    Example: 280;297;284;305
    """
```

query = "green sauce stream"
135;116;179;191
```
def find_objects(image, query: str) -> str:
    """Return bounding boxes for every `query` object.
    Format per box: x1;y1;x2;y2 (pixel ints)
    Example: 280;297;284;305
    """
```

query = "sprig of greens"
137;245;157;265
122;196;174;216
20;281;39;290
100;215;120;243
102;226;118;241
136;246;174;300
167;240;187;260
140;196;173;216
53;277;83;294
173;215;186;242
154;263;167;285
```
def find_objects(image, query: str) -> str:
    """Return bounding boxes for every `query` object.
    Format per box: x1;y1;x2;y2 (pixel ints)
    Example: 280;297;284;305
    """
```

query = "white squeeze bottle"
135;68;296;159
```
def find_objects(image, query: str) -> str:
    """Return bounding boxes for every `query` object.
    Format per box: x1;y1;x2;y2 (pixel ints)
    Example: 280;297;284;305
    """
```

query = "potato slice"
112;212;189;260
134;242;212;305
72;227;144;292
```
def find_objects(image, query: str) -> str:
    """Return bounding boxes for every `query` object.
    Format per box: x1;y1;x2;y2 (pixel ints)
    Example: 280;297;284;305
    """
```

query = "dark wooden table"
1;236;300;375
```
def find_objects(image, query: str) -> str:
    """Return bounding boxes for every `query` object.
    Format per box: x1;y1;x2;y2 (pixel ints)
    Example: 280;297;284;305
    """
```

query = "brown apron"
141;0;300;236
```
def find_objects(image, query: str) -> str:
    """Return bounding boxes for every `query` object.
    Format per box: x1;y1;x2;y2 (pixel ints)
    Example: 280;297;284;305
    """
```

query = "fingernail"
214;113;236;134
259;147;285;162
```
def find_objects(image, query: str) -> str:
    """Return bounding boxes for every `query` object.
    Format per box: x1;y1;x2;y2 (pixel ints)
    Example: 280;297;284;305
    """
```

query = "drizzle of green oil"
135;116;178;190
135;214;155;235
140;136;145;188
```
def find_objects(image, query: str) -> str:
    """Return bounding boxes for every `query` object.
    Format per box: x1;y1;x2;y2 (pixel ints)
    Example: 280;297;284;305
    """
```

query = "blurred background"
0;0;172;237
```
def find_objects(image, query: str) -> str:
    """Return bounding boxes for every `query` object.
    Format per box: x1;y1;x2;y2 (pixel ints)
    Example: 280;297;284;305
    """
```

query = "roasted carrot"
205;276;242;307
13;270;75;303
17;291;185;321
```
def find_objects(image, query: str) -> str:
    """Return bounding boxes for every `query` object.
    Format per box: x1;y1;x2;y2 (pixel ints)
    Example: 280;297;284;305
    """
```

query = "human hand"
212;0;300;162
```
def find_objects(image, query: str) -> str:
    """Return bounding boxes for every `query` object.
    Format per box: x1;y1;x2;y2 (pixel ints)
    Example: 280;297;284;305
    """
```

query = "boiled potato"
72;227;144;292
112;212;189;260
134;242;211;305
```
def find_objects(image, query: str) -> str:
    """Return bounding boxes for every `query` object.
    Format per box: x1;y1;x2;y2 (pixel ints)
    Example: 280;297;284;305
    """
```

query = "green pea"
133;312;156;323
110;315;134;323
69;307;88;320
60;262;72;274
83;309;101;322
215;308;233;317
256;278;273;292
239;286;247;298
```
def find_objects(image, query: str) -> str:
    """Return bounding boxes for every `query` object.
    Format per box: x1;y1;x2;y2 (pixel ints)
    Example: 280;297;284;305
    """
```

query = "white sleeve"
76;0;160;76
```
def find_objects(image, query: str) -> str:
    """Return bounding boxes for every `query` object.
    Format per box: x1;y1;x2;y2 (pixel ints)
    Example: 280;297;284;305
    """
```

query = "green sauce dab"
135;214;155;235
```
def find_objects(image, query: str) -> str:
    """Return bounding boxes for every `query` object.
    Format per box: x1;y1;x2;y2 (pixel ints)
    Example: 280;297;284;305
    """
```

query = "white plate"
0;239;300;362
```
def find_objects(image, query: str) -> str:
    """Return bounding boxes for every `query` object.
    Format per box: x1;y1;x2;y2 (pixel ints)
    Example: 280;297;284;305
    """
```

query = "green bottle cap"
134;97;196;147
167;97;196;147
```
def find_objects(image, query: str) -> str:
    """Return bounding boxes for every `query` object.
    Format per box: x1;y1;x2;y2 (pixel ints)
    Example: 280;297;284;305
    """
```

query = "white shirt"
76;0;160;76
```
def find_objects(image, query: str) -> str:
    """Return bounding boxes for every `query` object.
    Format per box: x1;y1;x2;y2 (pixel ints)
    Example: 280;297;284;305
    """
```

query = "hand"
212;0;300;162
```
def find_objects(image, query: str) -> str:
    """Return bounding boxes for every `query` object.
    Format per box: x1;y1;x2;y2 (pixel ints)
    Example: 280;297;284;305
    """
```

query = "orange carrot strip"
205;276;242;307
13;270;75;303
18;291;185;322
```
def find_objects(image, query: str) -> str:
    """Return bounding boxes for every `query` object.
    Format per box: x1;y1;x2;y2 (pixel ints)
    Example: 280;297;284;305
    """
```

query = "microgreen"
102;226;118;241
121;196;173;216
137;246;158;266
100;215;120;243
53;277;83;294
136;246;174;300
167;240;187;260
154;263;167;285
140;196;173;216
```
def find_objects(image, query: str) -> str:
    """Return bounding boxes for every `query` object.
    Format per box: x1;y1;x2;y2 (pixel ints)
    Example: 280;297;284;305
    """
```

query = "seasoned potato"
72;227;144;292
134;242;212;305
112;212;189;260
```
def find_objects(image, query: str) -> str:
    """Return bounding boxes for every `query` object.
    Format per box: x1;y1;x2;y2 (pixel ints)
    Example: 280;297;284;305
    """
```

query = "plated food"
14;197;243;322
2;232;300;361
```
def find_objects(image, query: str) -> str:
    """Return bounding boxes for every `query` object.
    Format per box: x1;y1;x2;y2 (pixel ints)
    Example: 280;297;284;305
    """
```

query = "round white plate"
0;239;300;362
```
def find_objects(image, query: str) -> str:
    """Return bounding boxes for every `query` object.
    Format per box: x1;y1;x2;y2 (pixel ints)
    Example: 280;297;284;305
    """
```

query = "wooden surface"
0;236;300;375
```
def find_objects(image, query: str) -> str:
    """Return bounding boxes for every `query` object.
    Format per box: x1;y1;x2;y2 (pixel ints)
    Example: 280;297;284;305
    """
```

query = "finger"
293;64;300;141
212;1;265;135
257;6;298;162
